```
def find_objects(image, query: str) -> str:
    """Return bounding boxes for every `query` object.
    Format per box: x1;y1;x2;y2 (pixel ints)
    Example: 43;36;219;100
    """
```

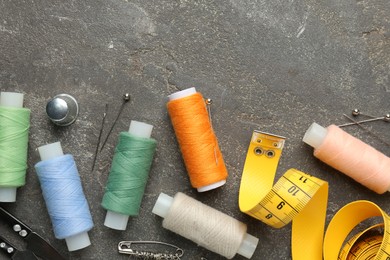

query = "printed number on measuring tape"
239;131;328;260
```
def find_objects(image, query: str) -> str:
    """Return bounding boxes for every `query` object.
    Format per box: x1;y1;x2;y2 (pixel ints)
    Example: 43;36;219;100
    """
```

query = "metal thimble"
46;94;79;126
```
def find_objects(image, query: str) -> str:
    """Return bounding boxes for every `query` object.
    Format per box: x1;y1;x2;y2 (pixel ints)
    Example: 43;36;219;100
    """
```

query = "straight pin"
341;114;390;147
92;104;108;171
100;93;131;152
205;98;213;124
352;108;376;118
338;114;390;127
205;98;218;165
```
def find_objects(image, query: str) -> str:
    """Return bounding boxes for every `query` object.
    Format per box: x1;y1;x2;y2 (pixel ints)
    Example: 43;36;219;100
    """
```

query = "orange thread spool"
303;123;390;194
167;88;228;192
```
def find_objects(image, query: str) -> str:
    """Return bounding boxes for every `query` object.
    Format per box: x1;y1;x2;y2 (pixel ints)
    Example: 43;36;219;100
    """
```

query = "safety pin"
118;241;184;259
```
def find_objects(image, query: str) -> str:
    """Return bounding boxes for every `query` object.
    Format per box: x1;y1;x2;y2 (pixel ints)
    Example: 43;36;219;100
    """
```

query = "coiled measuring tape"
324;200;390;260
239;131;390;259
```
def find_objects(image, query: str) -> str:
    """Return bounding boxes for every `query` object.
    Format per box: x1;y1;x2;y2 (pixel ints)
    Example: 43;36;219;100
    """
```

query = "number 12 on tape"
239;130;328;259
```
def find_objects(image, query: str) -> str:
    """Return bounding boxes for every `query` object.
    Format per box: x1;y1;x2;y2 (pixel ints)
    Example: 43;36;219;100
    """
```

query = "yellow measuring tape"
324;201;390;260
239;130;390;259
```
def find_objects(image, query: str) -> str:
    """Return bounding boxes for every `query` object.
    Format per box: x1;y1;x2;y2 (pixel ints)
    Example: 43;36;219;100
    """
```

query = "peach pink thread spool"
303;123;390;194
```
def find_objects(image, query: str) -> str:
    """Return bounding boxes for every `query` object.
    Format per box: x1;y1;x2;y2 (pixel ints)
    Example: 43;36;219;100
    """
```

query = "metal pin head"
352;108;360;116
385;114;390;122
46;94;79;126
123;93;131;102
205;98;213;105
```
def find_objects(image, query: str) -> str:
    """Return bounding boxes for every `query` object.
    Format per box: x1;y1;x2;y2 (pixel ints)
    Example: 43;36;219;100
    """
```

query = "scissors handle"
0;207;32;239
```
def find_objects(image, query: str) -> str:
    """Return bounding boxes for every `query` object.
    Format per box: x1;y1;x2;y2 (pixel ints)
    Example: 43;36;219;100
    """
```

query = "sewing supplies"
303;123;390;193
167;87;228;192
0;236;37;260
342;114;390;147
91;103;108;172
352;108;390;121
0;92;30;202
34;142;94;251
102;120;157;230
338;109;390;127
323;200;390;259
118;241;184;259
239;131;328;259
152;192;259;259
0;206;65;259
100;93;131;151
205;98;213;123
46;94;79;126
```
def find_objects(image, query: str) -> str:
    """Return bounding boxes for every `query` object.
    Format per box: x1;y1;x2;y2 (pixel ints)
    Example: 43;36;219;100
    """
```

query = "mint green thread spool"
0;92;30;202
102;120;157;230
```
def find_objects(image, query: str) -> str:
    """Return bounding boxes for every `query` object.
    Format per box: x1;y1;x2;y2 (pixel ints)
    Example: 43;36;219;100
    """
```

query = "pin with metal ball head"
46;94;79;126
339;109;390;127
338;109;390;147
205;98;213;124
100;93;131;151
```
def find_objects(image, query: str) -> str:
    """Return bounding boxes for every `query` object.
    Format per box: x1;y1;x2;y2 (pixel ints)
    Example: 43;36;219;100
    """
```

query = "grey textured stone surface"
0;0;389;259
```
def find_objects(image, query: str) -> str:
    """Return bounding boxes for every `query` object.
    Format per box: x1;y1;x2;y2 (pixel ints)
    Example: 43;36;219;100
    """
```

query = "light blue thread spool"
34;142;93;251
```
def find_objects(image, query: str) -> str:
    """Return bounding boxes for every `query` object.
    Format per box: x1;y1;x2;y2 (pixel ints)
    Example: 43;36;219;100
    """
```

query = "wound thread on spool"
152;192;259;259
102;120;157;230
167;87;228;192
34;142;93;251
0;92;30;202
303;123;390;194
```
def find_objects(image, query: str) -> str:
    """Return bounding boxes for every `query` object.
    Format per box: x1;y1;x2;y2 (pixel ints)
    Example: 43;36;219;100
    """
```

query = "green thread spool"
0;92;30;202
102;120;157;230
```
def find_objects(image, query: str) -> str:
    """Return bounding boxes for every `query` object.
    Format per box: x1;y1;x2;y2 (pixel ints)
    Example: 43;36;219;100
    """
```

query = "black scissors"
0;207;66;260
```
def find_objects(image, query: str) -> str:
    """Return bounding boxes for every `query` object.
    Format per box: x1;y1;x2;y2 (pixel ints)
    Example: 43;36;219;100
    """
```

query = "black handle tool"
0;207;66;260
0;235;38;260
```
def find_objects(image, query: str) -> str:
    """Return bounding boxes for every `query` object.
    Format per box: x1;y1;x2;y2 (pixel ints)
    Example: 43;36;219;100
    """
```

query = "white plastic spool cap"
104;120;154;230
37;142;91;251
0;92;25;202
302;122;327;149
152;193;258;259
0;92;24;108
128;120;154;139
168;88;226;192
151;192;174;218
168;87;196;101
64;232;91;252
37;142;64;161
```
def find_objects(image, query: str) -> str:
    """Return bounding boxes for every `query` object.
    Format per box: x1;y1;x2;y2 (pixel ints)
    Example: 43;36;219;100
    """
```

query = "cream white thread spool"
152;192;258;259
